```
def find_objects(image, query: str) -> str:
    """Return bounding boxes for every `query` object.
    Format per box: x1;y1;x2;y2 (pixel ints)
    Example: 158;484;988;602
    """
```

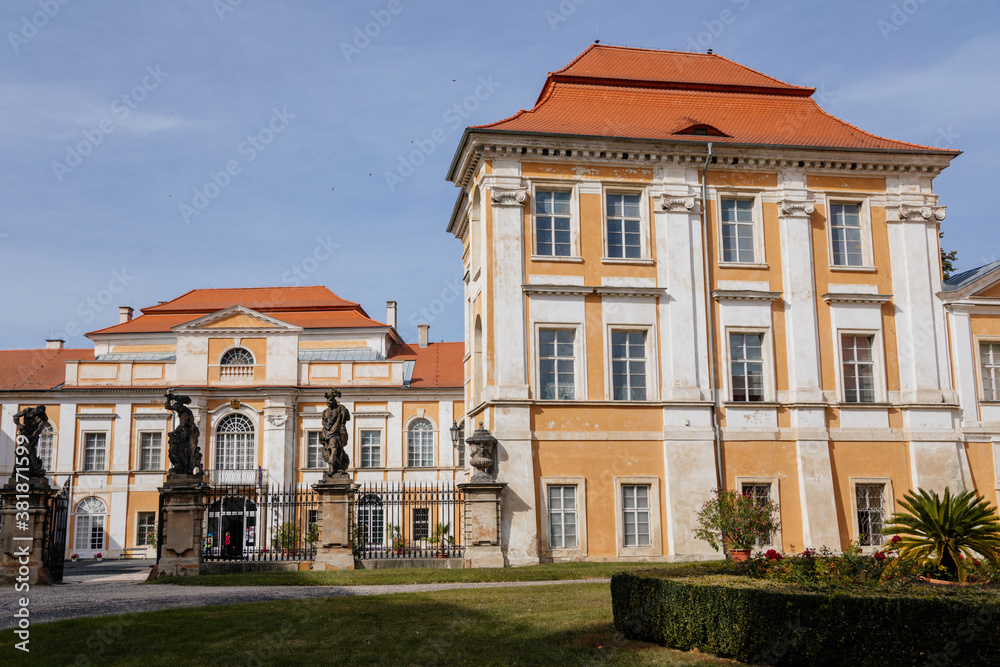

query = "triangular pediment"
172;306;303;332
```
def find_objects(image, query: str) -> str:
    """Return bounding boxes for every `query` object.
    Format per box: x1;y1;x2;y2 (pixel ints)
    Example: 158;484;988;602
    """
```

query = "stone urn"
464;423;498;482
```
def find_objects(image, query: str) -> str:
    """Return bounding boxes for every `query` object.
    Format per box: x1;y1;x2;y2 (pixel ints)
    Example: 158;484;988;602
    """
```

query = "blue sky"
1;0;996;350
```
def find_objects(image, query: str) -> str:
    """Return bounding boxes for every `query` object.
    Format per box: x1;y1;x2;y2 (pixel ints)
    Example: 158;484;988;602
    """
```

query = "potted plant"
94;552;103;561
431;523;450;557
388;524;404;555
882;487;1000;583
695;488;780;561
71;553;79;562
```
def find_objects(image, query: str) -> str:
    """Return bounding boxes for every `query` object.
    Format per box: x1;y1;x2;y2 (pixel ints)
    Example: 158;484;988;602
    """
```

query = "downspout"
699;143;723;489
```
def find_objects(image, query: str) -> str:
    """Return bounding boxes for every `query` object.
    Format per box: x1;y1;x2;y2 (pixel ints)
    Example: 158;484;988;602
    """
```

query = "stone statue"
11;405;49;484
165;392;202;477
320;389;351;481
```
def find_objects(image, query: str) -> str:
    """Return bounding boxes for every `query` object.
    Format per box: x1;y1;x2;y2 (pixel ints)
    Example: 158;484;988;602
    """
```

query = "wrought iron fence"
352;481;466;559
42;480;70;582
202;481;319;562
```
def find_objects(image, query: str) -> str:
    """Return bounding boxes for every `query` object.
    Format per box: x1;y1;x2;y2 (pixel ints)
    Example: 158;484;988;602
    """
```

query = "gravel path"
0;573;609;629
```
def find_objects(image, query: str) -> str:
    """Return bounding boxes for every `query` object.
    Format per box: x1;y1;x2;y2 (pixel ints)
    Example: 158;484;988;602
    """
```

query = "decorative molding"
892;205;947;222
265;413;288;427
522;284;594;296
490;188;527;206
594;286;666;298
711;290;782;302
777;200;815;217
132;412;172;421
660;195;700;213
822;292;893;305
76;413;118;420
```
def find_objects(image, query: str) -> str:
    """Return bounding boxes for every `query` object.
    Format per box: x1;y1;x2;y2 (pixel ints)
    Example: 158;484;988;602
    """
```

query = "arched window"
356;493;384;547
38;422;55;472
407;418;434;468
215;413;256;471
220;347;254;378
74;497;107;554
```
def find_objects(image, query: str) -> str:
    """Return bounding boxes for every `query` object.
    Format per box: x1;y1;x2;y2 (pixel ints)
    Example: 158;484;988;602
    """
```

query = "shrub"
695;487;780;551
611;570;1000;666
271;522;301;551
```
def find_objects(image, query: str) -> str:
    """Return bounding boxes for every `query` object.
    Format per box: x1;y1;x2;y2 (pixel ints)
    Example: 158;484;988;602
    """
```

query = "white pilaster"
263;398;295;488
0;404;16;478
663;439;718;558
439;400;454;467
909;441;972;494
386;400;403;474
492;404;538;566
113;403;131;471
795;438;841;550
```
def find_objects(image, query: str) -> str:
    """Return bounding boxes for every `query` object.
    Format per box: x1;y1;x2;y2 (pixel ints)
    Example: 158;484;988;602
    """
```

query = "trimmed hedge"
611;571;1000;666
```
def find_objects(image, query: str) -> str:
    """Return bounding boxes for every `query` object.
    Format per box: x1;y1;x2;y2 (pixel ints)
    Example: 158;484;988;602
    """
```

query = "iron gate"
352;482;466;559
42;480;70;582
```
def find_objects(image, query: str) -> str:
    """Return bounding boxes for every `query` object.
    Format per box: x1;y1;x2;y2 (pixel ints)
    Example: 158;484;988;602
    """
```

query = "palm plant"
882;487;1000;583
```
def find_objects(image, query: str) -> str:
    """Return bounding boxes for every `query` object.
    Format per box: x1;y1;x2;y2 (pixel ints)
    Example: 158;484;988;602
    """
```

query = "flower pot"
918;576;975;587
730;548;752;562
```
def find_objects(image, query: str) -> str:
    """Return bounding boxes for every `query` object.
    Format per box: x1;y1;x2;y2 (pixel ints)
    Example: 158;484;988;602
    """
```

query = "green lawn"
3;583;737;666
151;560;728;586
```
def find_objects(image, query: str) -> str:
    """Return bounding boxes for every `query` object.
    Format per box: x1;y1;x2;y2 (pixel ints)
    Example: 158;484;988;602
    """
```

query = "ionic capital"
490;188;528;206
778;199;816;217
660;195;700;213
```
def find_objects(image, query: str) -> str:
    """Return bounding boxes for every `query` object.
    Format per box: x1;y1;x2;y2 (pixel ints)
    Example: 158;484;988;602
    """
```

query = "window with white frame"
220;347;254;366
605;193;642;259
455;423;465;468
539;328;575;400
720;198;756;263
407;418;434;467
306;431;323;469
547;485;578;549
621;484;651;547
136;511;156;546
611;330;647;400
856;483;886;546
215;413;256;470
842;335;876;403
138;432;162;471
74;497;106;552
729;333;765;402
980;342;1000;401
535;190;572;257
830;203;864;267
359;430;381;468
38;423;55;472
82;432;107;471
741;482;775;547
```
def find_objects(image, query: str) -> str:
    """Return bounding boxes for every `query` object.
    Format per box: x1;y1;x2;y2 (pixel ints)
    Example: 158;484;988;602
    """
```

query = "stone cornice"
76;412;119;420
522;284;593;297
659;195;700;213
822;292;893;304
594;286;666;298
711;290;782;302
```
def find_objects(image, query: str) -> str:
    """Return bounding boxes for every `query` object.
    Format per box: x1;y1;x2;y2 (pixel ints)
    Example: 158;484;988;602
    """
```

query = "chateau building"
0;287;464;558
444;44;998;564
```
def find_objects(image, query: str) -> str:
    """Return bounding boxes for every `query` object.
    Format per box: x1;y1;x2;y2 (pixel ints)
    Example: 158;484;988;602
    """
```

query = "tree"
940;230;958;280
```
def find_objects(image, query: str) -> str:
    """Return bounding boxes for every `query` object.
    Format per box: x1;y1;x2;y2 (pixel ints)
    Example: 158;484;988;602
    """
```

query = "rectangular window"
306;431;323;469
456;425;465;467
606;193;642;259
83;433;107;471
412;508;430;540
842;335;876;403
360;430;381;468
535;190;572;256
548;485;578;549
622;484;650;547
981;342;1000;401
741;483;773;547
38;430;54;472
136;511;156;546
721;198;755;263
611;331;647;400
308;509;319;534
539;329;575;400
830;203;863;266
730;333;764;402
74;515;105;551
138;432;162;471
856;484;885;546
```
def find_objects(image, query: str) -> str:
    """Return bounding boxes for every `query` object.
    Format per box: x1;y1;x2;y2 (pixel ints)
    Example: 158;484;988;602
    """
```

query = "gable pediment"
172;306;303;332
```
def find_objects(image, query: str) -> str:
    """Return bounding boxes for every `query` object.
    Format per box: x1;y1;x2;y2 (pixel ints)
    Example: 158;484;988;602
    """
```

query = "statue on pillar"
10;405;49;485
165;392;202;478
320;389;351;482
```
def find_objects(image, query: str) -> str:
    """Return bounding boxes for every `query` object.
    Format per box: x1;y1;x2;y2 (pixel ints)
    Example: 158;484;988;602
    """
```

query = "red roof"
391;342;464;388
472;45;957;154
0;349;93;391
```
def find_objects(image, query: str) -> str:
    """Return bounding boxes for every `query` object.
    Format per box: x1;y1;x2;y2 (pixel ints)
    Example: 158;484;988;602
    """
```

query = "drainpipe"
699;143;724;490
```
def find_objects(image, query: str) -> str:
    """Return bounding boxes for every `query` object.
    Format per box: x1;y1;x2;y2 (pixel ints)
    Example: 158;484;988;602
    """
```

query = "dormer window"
677;123;727;137
220;347;254;378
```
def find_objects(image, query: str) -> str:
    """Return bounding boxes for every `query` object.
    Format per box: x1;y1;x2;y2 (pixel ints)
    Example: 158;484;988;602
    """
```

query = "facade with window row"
0;286;464;558
445;45;1000;565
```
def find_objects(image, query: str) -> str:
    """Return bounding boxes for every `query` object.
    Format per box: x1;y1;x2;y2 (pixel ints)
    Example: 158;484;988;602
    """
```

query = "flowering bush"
694;488;780;551
765;549;782;561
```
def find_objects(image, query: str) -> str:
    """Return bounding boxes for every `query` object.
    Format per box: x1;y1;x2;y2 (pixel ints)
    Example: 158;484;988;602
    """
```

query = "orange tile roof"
390;342;464;388
0;349;93;391
142;286;359;314
89;309;387;336
472;44;958;154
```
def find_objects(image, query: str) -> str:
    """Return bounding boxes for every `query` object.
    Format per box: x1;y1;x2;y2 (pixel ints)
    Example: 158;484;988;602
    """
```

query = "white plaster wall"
663;440;720;558
493;404;538;566
265;335;299;385
175;336;209;384
0;403;15;477
113;404;131;471
795;440;841;549
385;400;403;474
909;441;972;494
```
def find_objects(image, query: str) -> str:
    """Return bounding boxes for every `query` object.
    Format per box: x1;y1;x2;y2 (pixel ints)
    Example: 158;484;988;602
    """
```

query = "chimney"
119;306;134;324
386;300;397;329
418;324;429;348
46;339;65;350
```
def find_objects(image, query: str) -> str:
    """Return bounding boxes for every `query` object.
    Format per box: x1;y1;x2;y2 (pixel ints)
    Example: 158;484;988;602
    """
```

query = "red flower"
765;549;783;561
873;551;886;561
974;560;981;566
890;535;902;544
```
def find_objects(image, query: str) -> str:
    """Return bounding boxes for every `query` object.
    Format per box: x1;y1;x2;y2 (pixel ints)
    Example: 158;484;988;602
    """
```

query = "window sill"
829;265;878;273
530;255;584;263
719;262;769;270
836;402;891;409
723;401;780;407
602;257;655;266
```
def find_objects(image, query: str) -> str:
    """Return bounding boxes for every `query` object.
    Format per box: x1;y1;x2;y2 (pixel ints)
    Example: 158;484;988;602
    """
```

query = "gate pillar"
0;482;56;584
459;482;506;568
153;478;207;578
313;475;355;570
